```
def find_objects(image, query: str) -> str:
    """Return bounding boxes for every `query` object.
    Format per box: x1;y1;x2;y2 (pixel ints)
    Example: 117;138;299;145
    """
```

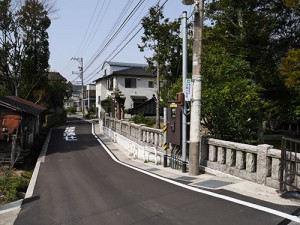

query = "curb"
0;129;52;215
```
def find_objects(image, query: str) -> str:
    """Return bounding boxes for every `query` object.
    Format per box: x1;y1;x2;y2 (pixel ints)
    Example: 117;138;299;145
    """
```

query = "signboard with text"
185;79;192;101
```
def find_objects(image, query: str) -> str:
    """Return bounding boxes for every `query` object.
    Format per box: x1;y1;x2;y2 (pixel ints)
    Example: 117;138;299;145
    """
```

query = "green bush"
66;106;76;114
130;114;155;127
0;170;32;205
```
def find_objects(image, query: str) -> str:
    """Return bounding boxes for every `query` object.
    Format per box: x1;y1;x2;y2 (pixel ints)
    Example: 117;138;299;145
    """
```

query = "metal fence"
280;137;300;192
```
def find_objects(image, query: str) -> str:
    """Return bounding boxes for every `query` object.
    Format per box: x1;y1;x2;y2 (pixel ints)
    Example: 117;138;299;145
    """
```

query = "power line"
84;0;170;84
56;0;104;79
84;0;147;73
76;0;105;56
83;1;151;84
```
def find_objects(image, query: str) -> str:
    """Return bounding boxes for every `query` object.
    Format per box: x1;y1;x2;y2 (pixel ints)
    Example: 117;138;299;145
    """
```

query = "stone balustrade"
104;117;163;150
201;137;282;189
102;117;291;189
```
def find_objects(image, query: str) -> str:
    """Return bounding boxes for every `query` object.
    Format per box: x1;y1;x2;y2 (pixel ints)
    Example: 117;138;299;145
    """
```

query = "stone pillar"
226;149;235;167
236;151;246;170
218;147;226;164
271;158;280;180
209;145;217;162
257;144;273;185
137;125;143;145
199;136;208;165
246;153;256;173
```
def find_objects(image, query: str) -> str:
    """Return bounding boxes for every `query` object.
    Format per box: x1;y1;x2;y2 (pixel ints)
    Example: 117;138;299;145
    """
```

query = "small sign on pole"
185;79;192;101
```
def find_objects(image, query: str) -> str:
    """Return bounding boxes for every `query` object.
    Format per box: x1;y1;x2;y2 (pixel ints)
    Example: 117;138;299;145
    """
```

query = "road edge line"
92;125;300;224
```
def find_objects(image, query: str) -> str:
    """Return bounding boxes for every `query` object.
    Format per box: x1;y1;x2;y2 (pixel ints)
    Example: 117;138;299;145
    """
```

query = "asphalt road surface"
14;118;294;225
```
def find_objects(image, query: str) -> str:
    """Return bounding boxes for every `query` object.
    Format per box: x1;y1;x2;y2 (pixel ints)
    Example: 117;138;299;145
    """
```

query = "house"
127;95;157;116
0;96;46;165
83;84;96;114
95;61;157;119
64;84;86;112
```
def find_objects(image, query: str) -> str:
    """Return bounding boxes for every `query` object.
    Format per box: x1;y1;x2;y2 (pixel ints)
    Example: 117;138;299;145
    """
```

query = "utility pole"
182;0;204;176
72;57;84;114
182;11;188;173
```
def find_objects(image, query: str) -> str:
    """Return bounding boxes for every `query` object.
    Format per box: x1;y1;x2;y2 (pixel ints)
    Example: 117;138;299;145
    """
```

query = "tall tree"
202;46;262;144
139;5;182;128
279;48;300;119
205;0;300;121
0;0;54;99
0;0;24;96
19;0;51;101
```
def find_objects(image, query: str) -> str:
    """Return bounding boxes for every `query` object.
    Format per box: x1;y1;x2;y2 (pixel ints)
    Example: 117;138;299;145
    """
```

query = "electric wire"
83;0;170;84
84;0;146;73
84;0;147;73
76;0;106;56
57;0;105;80
83;0;151;84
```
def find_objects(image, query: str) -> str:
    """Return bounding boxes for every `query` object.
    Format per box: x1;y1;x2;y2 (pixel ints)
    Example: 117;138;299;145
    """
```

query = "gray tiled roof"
0;96;46;116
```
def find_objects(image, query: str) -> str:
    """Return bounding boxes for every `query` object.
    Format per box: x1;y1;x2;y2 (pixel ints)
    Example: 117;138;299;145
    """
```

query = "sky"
48;0;194;84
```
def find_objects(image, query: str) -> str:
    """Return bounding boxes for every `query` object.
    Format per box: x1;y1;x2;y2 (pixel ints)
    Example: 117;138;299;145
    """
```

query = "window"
107;78;113;90
148;81;154;88
125;78;136;88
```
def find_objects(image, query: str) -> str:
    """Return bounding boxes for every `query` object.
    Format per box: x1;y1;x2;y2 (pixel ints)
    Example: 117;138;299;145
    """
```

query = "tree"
202;47;262;144
206;0;299;85
0;0;24;96
205;0;300;123
0;0;54;99
46;72;72;110
139;5;182;128
279;48;300;119
19;0;51;101
279;48;300;90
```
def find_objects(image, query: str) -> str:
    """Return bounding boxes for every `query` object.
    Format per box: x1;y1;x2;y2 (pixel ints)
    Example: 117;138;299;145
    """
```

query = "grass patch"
0;129;46;206
0;168;32;205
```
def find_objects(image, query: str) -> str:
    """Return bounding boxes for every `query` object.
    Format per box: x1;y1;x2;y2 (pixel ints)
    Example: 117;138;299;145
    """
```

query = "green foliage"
279;48;300;90
0;0;52;99
0;170;32;205
139;5;182;83
161;77;183;105
129;114;156;128
84;105;97;119
66;106;76;114
102;96;113;113
203;0;300;131
46;73;71;110
202;47;262;144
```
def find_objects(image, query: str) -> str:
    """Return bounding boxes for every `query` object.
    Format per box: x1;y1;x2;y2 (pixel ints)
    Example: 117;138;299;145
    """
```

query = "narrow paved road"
14;118;290;225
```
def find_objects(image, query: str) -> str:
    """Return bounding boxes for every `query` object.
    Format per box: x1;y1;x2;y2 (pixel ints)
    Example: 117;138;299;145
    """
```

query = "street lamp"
181;0;204;176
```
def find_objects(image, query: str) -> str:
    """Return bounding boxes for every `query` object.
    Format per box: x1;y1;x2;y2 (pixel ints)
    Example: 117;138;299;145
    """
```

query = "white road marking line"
91;124;300;223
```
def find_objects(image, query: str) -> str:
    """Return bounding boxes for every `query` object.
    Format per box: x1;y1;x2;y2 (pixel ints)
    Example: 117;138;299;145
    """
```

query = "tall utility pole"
182;0;204;176
182;11;188;173
72;57;84;114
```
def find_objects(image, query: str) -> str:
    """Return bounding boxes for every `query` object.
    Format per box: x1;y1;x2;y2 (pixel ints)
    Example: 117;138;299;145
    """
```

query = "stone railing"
200;137;281;189
102;117;286;189
104;117;163;150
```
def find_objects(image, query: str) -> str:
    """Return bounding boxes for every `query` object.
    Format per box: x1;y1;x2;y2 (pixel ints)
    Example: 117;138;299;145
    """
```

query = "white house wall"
116;76;156;109
95;62;157;118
